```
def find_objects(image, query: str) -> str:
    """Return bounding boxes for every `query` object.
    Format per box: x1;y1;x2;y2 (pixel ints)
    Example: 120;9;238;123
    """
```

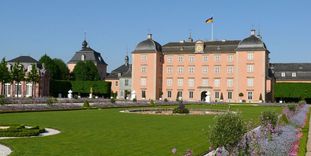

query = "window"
247;64;254;73
203;56;208;62
202;66;208;74
167;67;173;74
188;79;195;87
248;92;253;100
247;78;254;87
125;79;129;86
227;66;234;74
202;79;208;86
214;66;221;74
281;72;285;77
115;81;118;86
167;79;173;86
141;55;147;62
189;91;194;99
142;90;146;99
214;79;220;87
141;66;146;73
26;83;32;97
247;52;254;61
167;56;173;64
140;78;146;86
228;91;233;99
178;56;184;63
177;91;183;98
189;56;195;63
81;54;85;61
214;54;220;62
167;91;172;98
178;67;184;74
292;72;296;77
188;67;195;74
227;79;233;88
215;91;220;99
4;83;11;97
15;83;22;97
177;79;183;87
27;65;32;72
228;54;233;62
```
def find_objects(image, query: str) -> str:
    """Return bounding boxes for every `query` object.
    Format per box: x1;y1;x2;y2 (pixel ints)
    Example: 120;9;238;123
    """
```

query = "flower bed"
0;124;46;137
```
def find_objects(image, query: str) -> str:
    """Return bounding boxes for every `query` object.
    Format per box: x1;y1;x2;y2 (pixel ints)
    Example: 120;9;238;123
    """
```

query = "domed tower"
131;34;163;100
235;29;271;102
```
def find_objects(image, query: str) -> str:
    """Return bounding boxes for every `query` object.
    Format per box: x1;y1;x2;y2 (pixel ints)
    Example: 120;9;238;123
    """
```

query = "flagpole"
211;22;214;41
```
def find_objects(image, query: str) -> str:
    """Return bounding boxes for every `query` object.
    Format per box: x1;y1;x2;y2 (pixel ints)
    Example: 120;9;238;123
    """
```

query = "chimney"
251;29;256;36
147;34;152;39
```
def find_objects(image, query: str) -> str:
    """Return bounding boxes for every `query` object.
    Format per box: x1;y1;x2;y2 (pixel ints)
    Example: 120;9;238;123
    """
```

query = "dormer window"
27;65;32;72
195;40;204;53
292;72;296;77
281;72;285;77
81;54;85;61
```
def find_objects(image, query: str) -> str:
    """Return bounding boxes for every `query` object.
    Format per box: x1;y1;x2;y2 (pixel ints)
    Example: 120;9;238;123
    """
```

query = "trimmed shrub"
111;98;116;103
260;111;278;128
0;124;46;137
164;98;168;102
287;105;296;112
209;112;246;154
83;100;90;108
150;100;155;106
47;97;57;106
132;98;137;102
0;97;6;105
172;102;189;114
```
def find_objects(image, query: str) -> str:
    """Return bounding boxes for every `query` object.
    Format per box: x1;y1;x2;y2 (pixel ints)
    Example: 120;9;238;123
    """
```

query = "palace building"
67;40;108;80
131;30;273;102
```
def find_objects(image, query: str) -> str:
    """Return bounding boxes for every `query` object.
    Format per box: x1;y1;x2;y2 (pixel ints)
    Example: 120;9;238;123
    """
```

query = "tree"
220;92;224;100
39;54;60;80
72;61;100;81
0;58;11;96
53;58;69;80
11;62;25;98
26;64;40;97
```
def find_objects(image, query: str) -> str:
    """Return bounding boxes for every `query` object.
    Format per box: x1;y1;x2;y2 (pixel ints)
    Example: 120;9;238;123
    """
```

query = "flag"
205;17;213;23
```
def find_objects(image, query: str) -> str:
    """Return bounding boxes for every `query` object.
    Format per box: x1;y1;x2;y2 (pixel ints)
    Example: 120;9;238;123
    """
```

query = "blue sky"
0;0;310;71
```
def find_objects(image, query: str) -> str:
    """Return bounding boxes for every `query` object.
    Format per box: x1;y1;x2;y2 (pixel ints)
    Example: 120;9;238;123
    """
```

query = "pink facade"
132;31;273;103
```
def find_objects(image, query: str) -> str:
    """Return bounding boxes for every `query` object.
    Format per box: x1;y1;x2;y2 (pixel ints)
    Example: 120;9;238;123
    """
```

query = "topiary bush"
132;98;137;102
287;104;297;112
172;102;189;114
209;112;246;154
47;97;57;106
111;98;116;103
260;111;278;129
83;100;90;108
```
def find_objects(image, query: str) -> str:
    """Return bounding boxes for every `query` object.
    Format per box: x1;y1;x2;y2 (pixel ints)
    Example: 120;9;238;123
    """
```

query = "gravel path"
0;128;60;156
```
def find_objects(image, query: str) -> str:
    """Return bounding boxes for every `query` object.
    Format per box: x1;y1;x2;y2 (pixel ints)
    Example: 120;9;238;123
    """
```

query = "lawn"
0;104;282;156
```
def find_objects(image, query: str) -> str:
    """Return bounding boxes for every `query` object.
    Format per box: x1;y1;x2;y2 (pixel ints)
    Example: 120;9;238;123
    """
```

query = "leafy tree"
53;58;69;80
26;64;40;97
209;112;246;154
11;62;25;98
0;58;11;96
72;61;100;81
39;54;60;80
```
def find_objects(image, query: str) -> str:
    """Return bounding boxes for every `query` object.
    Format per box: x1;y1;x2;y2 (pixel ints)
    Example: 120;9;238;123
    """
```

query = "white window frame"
214;79;220;87
227;66;234;74
177;79;183;87
281;72;285;77
167;67;172;74
214;54;220;62
167;79;173;87
247;64;254;73
203;56;208;62
247;78;254;87
141;66;147;73
247;52;254;61
188;79;195;87
202;79;208;86
248;92;253;100
167;56;173;64
292;72;296;77
26;83;32;97
214;66;221;74
189;56;195;63
178;67;184;74
178;56;184;63
227;79;233;88
188;67;195;74
141;55;147;62
228;54;233;62
140;78;146;86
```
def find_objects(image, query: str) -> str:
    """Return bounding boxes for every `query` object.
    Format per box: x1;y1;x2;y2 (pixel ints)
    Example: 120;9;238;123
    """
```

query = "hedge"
0;124;46;137
275;83;311;98
50;80;111;97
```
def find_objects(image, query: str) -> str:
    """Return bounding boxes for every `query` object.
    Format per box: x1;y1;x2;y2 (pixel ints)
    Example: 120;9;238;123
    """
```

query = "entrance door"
201;91;207;101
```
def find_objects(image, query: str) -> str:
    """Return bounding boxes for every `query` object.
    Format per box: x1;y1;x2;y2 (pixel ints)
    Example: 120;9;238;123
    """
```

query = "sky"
0;0;311;72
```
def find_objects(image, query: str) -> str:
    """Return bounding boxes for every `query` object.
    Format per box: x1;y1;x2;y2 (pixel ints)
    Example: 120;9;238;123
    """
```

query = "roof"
68;40;107;65
271;63;311;81
133;34;162;53
236;30;267;51
106;64;132;80
8;56;39;63
162;40;240;54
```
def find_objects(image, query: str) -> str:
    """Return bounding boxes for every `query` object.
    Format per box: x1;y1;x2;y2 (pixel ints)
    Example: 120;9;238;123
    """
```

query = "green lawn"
0;104;282;156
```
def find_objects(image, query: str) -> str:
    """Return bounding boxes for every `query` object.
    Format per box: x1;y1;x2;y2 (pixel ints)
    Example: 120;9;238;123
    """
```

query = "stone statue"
68;90;72;99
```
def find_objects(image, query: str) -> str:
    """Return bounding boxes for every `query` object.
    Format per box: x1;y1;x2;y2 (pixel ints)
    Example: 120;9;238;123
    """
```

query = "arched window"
81;54;85;61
